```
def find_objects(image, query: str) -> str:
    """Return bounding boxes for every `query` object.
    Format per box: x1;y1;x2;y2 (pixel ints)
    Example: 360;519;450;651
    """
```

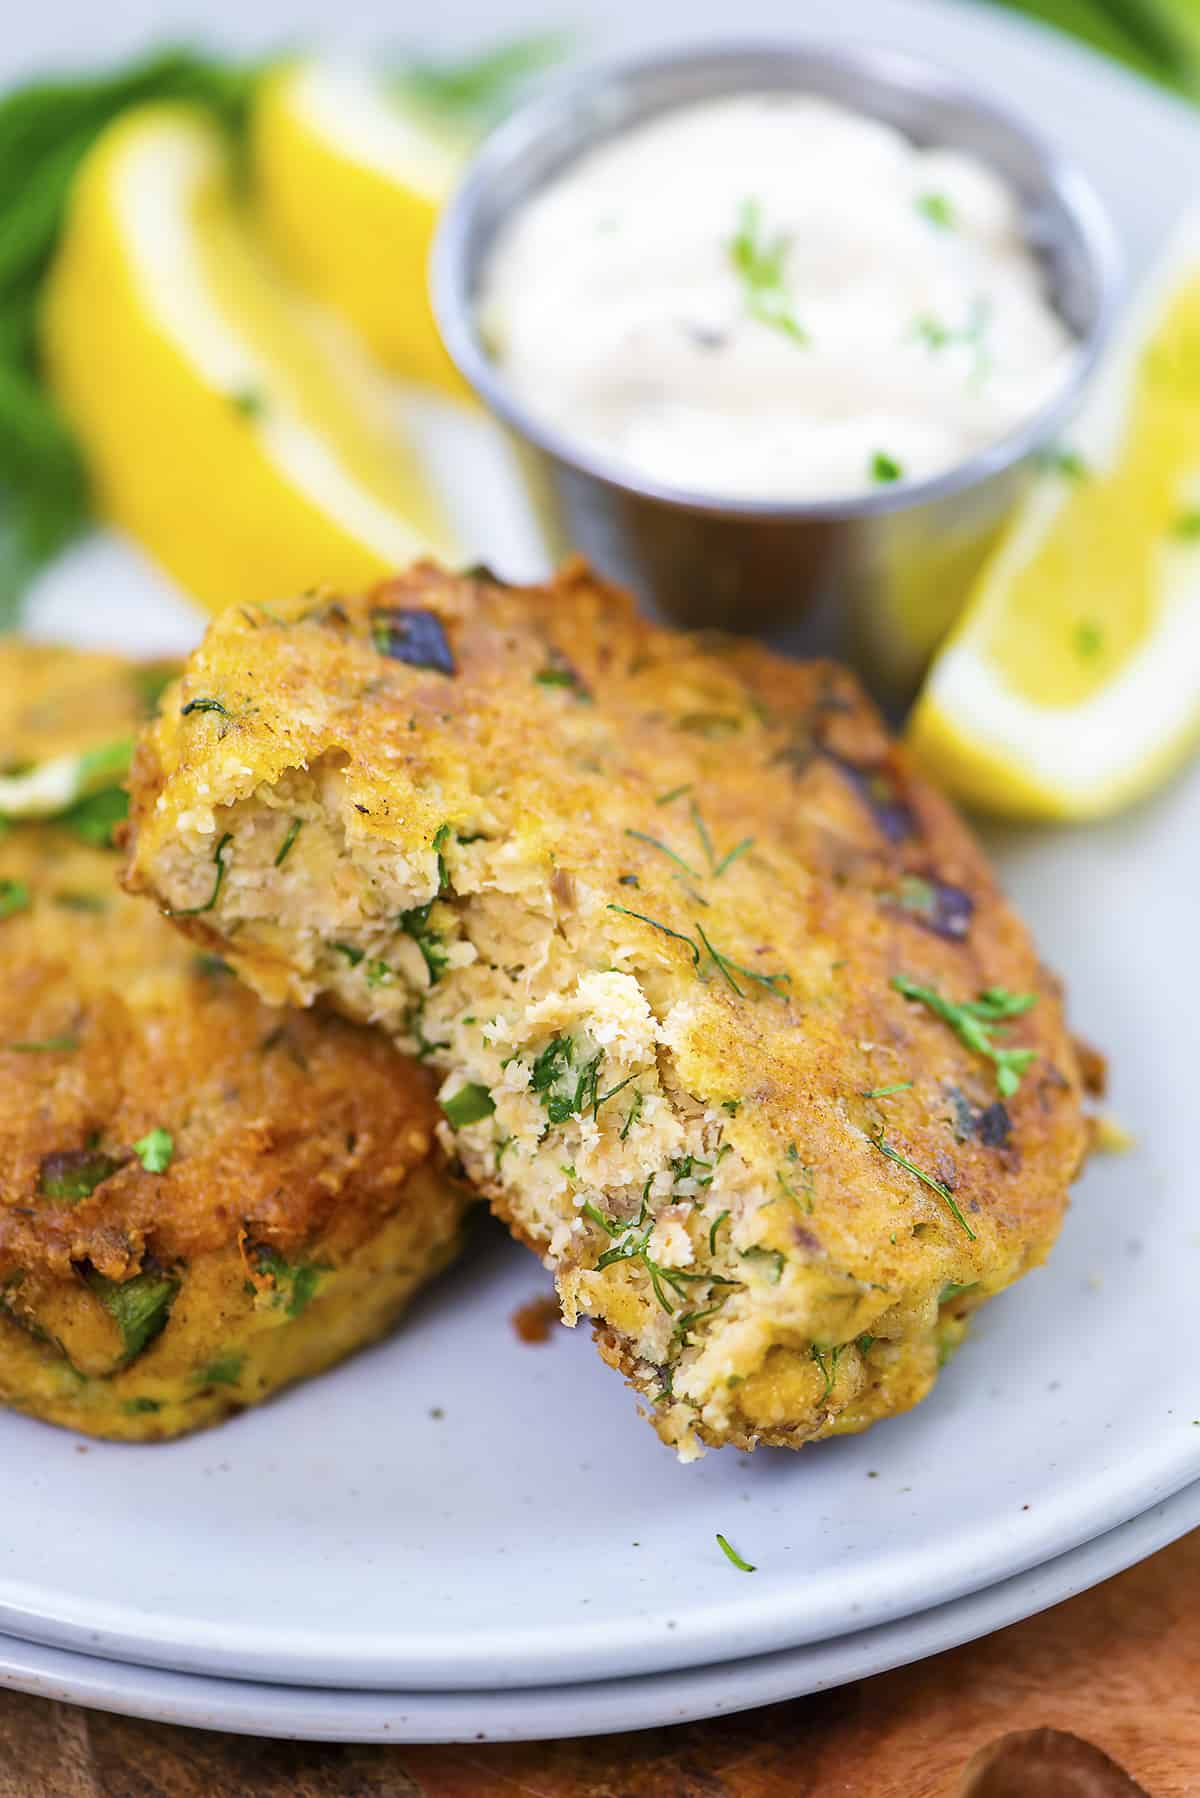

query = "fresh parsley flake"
729;198;809;345
134;1128;174;1173
398;902;448;983
196;1350;243;1386
250;1246;327;1318
440;1083;495;1129
88;1269;179;1363
916;191;955;229
0;878;29;917
871;451;903;484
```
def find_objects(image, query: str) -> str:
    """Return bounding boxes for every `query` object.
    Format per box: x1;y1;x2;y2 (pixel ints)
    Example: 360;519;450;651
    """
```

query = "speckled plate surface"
1;0;1197;1699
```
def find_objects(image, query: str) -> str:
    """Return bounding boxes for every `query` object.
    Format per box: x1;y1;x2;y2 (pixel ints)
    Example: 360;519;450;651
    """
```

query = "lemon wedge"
41;104;456;614
910;223;1200;820
252;60;470;394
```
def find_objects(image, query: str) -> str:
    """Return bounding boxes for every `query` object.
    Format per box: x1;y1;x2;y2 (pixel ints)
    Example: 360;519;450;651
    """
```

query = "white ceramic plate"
2;1479;1198;1742
2;0;1198;1699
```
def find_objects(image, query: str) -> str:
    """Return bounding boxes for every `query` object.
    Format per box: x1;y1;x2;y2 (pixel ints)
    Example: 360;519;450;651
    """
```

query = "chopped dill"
273;817;302;867
625;828;701;878
873;1135;976;1240
168;832;231;917
619;1090;643;1140
689;796;716;872
180;698;230;717
811;1342;841;1399
696;921;789;999
655;783;692;806
713;836;753;877
708;1209;730;1255
594;1072;638;1115
891;974;1037;1096
715;1532;756;1573
607;904;700;965
861;1080;914;1098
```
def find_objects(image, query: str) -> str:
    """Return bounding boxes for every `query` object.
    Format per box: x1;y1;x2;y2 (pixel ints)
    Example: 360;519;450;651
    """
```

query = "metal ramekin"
432;41;1120;690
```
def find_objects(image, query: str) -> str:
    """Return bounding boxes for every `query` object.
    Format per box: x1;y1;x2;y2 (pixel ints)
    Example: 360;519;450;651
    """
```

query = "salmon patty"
0;644;471;1442
126;563;1089;1458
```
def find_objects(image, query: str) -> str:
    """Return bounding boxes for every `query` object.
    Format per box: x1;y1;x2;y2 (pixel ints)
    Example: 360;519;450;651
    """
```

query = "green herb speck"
134;1128;174;1174
441;1083;495;1128
716;1531;756;1572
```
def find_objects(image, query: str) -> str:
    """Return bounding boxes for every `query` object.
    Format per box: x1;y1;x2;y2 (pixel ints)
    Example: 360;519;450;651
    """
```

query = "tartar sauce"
478;94;1078;501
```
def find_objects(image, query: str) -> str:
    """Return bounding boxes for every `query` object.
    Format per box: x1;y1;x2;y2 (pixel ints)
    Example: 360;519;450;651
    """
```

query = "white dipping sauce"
478;94;1078;501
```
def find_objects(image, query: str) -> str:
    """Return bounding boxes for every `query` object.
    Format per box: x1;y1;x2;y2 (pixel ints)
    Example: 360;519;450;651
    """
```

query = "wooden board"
2;1529;1197;1797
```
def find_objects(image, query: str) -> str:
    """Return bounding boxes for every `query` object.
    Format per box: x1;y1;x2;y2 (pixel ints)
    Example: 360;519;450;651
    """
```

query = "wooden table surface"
2;1526;1196;1797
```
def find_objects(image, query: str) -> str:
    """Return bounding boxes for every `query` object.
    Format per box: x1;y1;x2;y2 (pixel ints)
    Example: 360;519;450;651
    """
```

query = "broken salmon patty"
125;562;1088;1458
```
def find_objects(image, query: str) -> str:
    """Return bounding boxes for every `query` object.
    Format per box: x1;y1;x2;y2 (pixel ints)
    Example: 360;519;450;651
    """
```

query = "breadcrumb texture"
0;644;469;1442
126;562;1088;1458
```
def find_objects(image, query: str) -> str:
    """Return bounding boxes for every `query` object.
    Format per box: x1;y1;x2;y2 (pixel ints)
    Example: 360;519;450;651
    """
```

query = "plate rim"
2;1478;1197;1742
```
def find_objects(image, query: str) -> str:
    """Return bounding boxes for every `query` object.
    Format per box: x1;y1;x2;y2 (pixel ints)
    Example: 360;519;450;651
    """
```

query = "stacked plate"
3;0;1199;1744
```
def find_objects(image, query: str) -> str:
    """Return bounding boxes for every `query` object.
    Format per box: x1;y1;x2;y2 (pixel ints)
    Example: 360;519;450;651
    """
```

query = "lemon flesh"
253;60;470;395
910;222;1200;820
41;104;456;614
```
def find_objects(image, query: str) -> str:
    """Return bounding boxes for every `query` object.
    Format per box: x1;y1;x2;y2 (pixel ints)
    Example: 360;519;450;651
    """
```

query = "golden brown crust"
125;560;1087;1456
0;645;471;1440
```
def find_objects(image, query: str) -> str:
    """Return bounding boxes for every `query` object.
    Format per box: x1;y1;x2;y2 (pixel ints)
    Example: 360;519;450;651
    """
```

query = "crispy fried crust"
0;646;471;1441
126;561;1088;1458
